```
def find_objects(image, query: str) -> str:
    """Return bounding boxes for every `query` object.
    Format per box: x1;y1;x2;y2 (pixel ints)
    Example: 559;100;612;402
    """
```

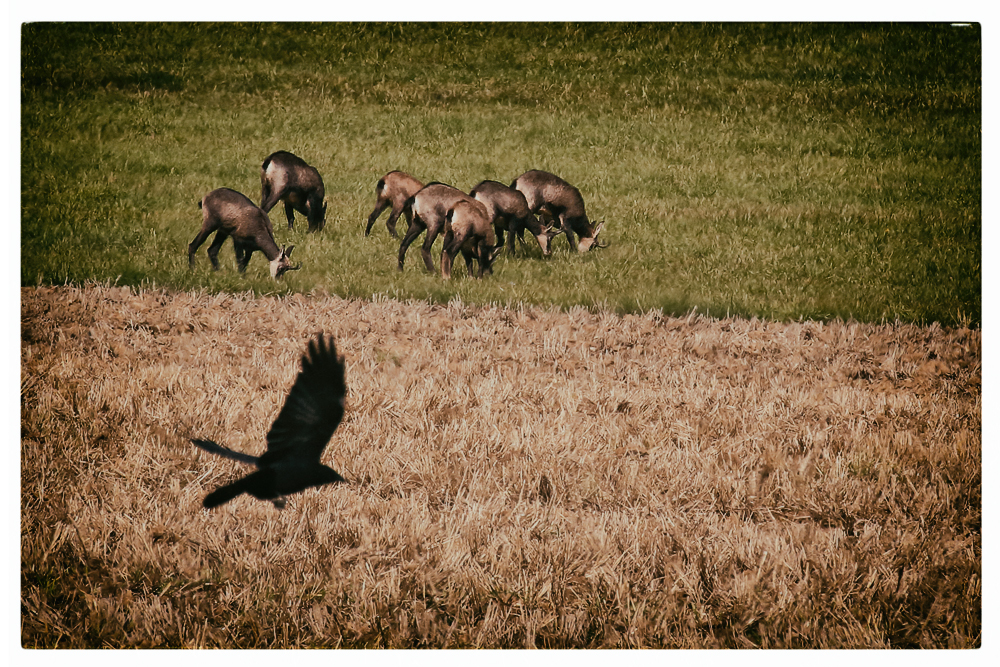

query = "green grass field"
21;23;981;324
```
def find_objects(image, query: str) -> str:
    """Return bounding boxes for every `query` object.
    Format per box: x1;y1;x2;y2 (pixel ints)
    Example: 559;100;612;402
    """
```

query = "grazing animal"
366;171;424;238
189;188;299;280
511;170;607;252
192;334;347;509
470;180;563;256
398;182;486;273
440;200;501;279
260;151;327;232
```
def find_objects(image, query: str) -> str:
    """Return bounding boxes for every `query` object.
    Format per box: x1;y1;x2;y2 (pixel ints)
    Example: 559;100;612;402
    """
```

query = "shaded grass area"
21;284;981;648
21;23;980;323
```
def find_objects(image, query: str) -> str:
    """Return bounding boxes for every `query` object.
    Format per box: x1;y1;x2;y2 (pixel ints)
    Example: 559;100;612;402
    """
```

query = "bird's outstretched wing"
263;334;345;461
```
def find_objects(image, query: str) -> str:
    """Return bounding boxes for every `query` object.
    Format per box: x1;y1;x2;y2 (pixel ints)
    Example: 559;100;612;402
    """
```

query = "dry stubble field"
20;284;980;648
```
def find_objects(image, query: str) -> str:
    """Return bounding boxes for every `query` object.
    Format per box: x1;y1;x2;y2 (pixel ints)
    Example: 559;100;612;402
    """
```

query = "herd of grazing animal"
189;151;607;282
189;155;608;508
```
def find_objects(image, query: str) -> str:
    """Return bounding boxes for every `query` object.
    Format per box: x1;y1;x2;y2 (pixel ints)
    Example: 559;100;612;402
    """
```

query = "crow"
192;333;347;509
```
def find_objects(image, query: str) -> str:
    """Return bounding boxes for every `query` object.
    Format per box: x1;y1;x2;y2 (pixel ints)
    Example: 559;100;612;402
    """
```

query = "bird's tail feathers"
191;439;259;465
203;476;256;509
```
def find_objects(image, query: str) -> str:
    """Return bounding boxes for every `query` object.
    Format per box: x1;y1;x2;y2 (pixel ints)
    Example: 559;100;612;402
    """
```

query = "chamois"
440;200;501;280
260;151;327;233
365;171;424;238
189;188;299;280
470;180;563;256
398;182;486;274
511;170;607;252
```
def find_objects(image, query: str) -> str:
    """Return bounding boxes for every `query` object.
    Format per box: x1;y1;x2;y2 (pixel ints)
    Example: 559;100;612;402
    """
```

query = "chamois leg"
234;242;253;273
440;232;456;280
206;231;230;271
189;226;216;267
365;198;389;236
462;248;477;279
283;202;295;230
384;205;404;239
260;186;281;214
493;224;506;253
398;221;426;271
259;180;271;210
420;227;441;274
306;201;324;234
560;214;577;252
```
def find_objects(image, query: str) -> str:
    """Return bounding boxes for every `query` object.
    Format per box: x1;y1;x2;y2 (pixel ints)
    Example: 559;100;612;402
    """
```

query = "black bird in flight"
192;333;347;509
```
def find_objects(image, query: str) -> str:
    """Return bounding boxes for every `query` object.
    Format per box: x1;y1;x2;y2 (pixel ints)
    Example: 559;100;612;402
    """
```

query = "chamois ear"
284;245;295;257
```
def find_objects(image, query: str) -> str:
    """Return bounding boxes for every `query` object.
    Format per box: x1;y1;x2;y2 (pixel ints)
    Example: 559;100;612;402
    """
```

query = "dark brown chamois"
189;188;299;280
398;182;486;274
510;170;606;252
470;180;563;256
440;200;501;280
260;151;327;232
365;171;424;238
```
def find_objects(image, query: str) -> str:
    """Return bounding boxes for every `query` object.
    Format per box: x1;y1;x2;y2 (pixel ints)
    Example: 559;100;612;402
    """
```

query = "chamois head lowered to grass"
189;188;300;280
511;169;607;252
260;150;327;233
470;179;563;256
192;334;347;509
366;170;424;239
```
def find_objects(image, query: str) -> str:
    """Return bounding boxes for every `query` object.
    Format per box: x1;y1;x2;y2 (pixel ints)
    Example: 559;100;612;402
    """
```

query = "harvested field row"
20;284;981;648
